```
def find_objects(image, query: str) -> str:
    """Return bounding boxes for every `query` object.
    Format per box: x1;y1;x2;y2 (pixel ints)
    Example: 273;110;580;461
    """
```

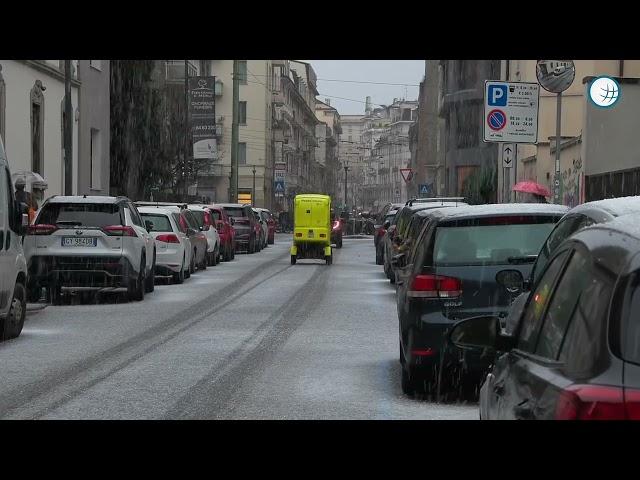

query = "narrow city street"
0;235;476;420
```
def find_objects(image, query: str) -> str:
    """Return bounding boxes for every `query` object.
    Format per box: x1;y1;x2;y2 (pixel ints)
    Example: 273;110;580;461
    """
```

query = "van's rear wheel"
2;282;26;340
290;255;296;265
325;255;332;265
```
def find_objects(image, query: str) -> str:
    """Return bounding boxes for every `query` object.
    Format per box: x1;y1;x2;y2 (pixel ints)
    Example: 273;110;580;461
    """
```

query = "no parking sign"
483;81;540;144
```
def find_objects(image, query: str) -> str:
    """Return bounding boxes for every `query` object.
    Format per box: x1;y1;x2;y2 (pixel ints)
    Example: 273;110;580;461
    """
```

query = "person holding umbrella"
512;180;551;203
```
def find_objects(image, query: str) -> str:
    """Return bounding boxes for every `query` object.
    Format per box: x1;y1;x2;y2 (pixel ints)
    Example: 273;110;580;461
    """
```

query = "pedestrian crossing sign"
419;183;432;196
274;180;285;193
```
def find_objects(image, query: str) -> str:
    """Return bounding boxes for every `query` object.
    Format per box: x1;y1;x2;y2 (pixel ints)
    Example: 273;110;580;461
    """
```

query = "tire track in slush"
0;248;293;419
165;258;332;419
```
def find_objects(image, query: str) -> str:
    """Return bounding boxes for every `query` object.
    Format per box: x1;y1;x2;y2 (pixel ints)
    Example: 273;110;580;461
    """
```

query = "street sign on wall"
189;76;217;159
483;81;540;144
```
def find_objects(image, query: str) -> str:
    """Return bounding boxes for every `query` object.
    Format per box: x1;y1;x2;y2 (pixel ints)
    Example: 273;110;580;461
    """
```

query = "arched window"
30;80;45;174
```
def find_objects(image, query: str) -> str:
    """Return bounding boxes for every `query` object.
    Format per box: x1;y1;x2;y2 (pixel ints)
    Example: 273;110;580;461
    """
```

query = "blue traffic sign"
274;180;285;193
487;84;508;106
418;183;432;196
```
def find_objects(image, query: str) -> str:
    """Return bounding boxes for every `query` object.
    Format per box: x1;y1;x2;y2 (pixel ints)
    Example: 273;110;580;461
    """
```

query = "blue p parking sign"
487;84;508;106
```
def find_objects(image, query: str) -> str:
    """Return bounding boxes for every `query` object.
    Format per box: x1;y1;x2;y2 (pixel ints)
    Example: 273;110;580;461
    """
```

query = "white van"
0;137;28;340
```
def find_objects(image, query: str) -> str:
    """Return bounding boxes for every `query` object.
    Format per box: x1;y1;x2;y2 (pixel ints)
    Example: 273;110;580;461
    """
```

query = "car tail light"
156;234;180;244
28;224;58;235
103;225;137;237
554;384;640;420
407;274;462;299
412;348;435;357
204;211;212;227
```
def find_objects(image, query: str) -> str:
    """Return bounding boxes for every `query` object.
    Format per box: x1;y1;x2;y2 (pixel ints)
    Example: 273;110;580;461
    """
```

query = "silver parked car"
24;196;156;304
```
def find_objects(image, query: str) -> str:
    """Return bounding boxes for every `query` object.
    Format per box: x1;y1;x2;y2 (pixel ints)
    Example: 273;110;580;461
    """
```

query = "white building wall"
1;60;79;197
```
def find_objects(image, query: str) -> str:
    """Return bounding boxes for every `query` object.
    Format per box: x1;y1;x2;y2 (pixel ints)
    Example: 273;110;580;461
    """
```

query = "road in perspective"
0;236;476;420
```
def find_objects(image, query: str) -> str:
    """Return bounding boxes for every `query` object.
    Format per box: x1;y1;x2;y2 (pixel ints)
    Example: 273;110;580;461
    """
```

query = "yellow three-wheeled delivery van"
290;194;332;265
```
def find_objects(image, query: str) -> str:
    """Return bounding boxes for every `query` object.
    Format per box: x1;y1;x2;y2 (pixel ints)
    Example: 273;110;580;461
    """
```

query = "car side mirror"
505;291;529;336
449;315;515;352
145;220;154;232
383;221;391;229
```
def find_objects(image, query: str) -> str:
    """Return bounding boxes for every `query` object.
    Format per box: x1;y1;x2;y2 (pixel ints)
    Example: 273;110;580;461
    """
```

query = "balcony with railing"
164;60;198;83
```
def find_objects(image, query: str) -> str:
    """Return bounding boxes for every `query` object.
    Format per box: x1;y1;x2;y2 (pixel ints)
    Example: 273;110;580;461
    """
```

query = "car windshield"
433;217;557;266
140;213;172;232
189;210;205;227
224;207;246;218
37;202;121;227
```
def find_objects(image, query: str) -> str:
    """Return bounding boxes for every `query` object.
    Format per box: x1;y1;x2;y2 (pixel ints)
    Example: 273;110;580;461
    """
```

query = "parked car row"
19;194;276;308
450;195;640;419
383;193;640;419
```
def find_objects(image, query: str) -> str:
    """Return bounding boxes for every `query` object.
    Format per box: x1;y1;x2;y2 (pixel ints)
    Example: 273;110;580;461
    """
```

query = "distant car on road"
188;204;221;266
208;205;236;261
395;203;567;398
256;208;275;245
386;201;468;282
253;208;269;249
452;212;640;419
218;204;259;254
25;196;157;304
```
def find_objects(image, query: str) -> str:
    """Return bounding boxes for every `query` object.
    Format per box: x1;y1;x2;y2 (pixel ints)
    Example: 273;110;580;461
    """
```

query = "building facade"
78;60;110;196
0;60;81;204
506;60;640;207
439;60;501;201
314;99;342;205
271;60;321;213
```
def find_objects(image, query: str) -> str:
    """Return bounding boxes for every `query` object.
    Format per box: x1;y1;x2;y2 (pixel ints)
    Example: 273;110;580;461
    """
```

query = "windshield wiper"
507;255;538;264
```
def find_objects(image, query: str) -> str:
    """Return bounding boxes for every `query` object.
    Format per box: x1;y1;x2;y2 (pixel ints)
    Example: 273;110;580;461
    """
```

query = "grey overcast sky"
309;60;425;116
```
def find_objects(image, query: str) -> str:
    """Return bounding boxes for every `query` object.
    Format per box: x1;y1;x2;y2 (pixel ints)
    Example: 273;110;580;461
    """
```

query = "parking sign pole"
554;92;562;204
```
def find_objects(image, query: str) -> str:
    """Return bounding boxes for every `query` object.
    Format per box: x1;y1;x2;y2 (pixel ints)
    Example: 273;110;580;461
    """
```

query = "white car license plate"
62;237;97;247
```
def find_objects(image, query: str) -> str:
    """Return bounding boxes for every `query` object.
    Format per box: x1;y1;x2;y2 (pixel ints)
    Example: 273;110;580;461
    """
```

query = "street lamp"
252;164;256;207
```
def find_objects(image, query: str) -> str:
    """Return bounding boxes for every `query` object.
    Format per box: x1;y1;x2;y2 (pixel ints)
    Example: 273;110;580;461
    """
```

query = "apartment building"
0;60;110;203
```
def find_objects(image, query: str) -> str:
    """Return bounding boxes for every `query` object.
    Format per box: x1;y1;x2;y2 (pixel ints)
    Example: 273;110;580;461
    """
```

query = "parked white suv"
139;206;191;284
0;137;28;340
24;196;156;304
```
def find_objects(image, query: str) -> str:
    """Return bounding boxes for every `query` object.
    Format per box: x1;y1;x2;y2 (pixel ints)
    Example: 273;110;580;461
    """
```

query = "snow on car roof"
47;195;122;204
575;195;640;217
587;212;640;239
424;203;569;219
137;206;179;215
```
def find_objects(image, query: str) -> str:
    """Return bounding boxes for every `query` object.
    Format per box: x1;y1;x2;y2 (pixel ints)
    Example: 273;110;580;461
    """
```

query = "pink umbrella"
512;181;551;197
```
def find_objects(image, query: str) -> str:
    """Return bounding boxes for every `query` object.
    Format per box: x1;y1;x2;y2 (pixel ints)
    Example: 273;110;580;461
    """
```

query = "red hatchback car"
208;205;236;261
